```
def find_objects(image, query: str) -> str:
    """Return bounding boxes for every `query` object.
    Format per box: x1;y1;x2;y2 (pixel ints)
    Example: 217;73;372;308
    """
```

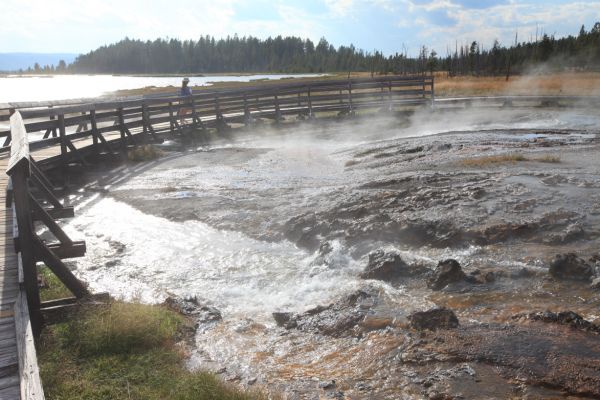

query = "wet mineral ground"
63;107;600;399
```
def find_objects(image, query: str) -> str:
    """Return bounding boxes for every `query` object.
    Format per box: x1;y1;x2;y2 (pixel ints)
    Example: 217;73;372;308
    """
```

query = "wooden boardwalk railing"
0;75;434;399
0;75;434;164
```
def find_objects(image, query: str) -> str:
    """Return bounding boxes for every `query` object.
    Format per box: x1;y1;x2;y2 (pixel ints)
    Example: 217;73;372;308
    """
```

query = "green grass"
38;302;269;400
39;266;72;302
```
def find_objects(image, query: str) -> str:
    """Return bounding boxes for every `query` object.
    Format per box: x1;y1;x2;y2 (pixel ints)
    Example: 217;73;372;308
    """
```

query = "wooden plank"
0;374;19;391
14;290;45;400
6;113;30;176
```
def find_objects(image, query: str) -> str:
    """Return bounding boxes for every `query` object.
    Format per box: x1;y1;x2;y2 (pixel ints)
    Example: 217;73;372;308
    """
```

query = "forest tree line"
20;22;600;76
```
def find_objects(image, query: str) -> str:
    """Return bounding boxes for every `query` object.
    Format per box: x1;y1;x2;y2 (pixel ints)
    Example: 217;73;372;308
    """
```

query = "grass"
38;301;269;400
460;153;527;167
460;152;561;167
434;71;600;97
535;154;561;163
108;71;600;99
39;265;72;302
127;144;164;162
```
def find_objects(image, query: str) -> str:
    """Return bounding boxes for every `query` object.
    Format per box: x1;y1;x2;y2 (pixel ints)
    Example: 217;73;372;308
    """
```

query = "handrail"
0;75;432;113
0;75;435;154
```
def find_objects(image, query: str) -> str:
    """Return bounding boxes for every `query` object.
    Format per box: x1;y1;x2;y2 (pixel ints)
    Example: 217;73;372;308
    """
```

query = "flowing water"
61;107;600;398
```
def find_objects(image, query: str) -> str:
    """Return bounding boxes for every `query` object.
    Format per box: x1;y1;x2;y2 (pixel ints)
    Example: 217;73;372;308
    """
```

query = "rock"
164;296;222;322
409;308;459;331
279;290;378;337
272;312;297;329
591;278;600;289
548;253;593;281
513;311;600;334
427;259;466;290
319;380;336;389
311;241;334;267
563;223;584;242
509;267;535;279
197;305;222;322
360;249;423;281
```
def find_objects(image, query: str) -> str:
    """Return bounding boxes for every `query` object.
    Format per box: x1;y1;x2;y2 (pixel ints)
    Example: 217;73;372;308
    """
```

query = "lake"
0;73;326;104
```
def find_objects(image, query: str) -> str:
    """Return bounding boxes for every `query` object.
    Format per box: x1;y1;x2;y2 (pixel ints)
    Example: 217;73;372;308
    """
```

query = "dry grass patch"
460;153;527;167
127;144;164;161
434;72;600;97
535;154;561;163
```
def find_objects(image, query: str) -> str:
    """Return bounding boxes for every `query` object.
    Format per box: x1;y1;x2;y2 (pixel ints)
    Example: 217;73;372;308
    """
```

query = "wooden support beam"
29;172;63;210
65;138;89;167
46;240;86;259
75;111;88;133
29;158;55;193
40;296;78;309
33;237;89;299
29;193;73;245
90;109;118;157
32;205;74;221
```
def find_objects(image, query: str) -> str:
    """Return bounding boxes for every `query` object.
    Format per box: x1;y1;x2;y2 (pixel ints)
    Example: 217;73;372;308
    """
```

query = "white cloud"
325;0;355;16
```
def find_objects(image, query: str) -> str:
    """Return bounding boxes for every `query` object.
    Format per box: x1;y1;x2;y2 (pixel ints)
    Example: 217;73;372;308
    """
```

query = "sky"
1;0;599;56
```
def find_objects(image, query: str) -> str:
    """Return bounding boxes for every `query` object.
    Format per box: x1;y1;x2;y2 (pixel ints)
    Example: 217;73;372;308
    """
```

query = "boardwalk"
0;155;20;399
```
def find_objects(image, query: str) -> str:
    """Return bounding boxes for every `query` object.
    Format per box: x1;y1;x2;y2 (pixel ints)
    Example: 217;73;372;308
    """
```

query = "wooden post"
215;95;222;121
117;107;127;153
90;109;99;155
243;93;251;126
274;92;281;122
431;76;435;107
12;168;43;337
307;87;313;118
388;80;393;111
348;81;353;114
49;105;57;138
58;114;68;170
168;102;175;135
141;104;149;141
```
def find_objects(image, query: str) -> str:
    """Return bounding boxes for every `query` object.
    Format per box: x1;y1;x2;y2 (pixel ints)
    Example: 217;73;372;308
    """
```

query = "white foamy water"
65;198;363;319
0;73;326;104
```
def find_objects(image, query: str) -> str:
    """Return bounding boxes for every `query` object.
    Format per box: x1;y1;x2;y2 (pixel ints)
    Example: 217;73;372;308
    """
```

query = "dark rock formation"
513;311;600;334
409;308;459;331
272;312;297;329
272;290;381;337
427;259;466;290
548;253;593;281
360;249;427;281
164;296;222;322
400;322;600;397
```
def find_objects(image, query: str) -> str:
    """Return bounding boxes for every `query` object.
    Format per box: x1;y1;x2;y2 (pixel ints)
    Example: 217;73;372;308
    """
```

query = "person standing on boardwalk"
178;77;193;125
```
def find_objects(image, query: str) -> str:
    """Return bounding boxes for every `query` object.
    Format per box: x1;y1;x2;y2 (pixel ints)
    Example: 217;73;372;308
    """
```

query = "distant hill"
0;53;78;72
